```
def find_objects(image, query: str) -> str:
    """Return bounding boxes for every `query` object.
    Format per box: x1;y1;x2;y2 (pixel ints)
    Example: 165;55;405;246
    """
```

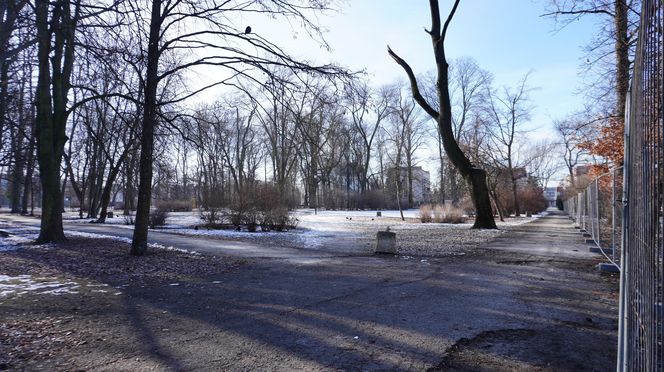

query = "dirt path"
0;211;618;371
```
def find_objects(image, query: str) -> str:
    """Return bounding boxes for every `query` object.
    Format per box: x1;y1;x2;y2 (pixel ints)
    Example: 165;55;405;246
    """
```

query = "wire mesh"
563;168;624;268
617;1;663;370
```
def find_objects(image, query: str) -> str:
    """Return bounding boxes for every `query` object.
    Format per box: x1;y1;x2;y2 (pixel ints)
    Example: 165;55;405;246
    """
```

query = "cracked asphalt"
1;210;619;371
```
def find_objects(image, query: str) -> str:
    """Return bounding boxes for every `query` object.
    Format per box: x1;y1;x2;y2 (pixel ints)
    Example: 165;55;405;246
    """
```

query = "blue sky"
197;1;601;180
305;0;598;137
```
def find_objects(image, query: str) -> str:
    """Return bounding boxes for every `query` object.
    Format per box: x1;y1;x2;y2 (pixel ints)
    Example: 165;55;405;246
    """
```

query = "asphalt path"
0;210;619;370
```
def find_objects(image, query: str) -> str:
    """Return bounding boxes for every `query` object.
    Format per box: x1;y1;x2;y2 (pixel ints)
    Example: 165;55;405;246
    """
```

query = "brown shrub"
419;204;433;223
436;204;467;224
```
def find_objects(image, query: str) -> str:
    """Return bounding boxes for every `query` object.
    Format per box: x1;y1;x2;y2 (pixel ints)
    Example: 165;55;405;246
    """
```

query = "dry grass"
419;204;433;223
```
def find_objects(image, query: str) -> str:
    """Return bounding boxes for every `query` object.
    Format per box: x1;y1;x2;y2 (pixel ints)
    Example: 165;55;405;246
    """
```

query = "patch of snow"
0;223;40;252
64;230;200;255
0;274;79;296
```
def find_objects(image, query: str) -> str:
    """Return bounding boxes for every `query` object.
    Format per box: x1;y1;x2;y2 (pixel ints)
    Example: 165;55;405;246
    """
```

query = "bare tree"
555;116;590;187
525;139;562;189
344;80;391;198
543;0;639;121
485;73;534;216
388;0;496;228
123;0;346;255
33;0;83;242
445;57;492;204
0;0;30;157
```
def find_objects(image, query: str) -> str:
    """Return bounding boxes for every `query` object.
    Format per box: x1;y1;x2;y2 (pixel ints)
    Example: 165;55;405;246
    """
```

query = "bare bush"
269;207;299;231
429;204;468;224
243;207;259;232
200;208;225;228
123;215;135;225
433;204;445;222
438;204;467;224
519;183;548;214
149;208;168;229
419;204;433;223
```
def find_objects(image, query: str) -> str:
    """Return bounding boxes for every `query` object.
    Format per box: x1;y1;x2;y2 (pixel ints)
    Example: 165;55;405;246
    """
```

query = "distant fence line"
563;167;623;270
562;1;662;370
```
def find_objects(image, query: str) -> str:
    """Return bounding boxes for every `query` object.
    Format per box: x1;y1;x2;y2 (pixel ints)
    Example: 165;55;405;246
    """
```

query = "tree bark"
388;0;496;229
21;119;35;215
508;156;520;216
614;0;629;122
96;162;124;223
131;0;162;255
34;0;79;242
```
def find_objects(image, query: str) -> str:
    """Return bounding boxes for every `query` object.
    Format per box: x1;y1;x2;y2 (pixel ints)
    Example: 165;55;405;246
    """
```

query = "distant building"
543;186;558;207
385;166;431;207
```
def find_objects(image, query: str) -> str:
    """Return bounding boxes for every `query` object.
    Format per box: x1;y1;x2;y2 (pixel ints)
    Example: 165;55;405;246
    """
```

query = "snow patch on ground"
0;223;40;252
64;230;200;255
0;274;79;297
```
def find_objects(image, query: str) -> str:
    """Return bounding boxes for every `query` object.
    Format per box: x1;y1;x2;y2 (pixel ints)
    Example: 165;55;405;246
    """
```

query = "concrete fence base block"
375;231;397;254
582;233;591;238
598;263;620;273
585;239;596;244
589;247;615;256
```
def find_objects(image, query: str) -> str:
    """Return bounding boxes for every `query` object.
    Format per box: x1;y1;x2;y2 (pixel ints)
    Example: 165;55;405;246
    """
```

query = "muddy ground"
0;212;618;371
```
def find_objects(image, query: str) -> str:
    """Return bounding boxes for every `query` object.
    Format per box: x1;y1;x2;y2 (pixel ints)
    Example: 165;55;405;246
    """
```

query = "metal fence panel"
563;167;624;268
618;1;663;370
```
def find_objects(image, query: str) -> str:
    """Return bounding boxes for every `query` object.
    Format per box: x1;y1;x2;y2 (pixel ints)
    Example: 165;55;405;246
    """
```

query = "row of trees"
0;0;569;255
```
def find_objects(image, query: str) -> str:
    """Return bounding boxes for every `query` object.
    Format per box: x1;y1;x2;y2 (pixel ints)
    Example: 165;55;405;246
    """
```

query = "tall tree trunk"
131;0;162;255
0;58;9;156
21;120;35;215
407;158;413;208
96;163;124;223
35;0;65;242
10;98;25;213
388;0;496;229
614;0;629;121
437;133;446;204
508;157;520;216
395;172;405;221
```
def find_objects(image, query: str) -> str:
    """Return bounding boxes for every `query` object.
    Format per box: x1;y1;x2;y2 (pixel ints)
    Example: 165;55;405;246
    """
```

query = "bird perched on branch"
245;26;252;34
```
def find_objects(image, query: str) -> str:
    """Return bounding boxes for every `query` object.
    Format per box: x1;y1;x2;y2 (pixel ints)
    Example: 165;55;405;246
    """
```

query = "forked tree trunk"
96;154;129;223
388;0;496;229
34;0;79;242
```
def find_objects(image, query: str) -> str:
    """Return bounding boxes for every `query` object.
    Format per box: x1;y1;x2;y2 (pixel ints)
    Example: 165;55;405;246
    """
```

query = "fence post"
617;92;631;372
612;167;616;263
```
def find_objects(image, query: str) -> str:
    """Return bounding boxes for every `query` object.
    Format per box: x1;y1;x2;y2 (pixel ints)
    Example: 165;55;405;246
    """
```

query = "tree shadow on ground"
0;231;619;371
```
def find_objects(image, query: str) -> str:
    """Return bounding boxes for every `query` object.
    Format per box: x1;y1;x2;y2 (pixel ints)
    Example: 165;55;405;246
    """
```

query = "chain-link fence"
563;167;624;269
617;0;663;370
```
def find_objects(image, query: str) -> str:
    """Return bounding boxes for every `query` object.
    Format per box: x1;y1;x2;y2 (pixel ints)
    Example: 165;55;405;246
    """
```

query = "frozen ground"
0;210;619;371
47;208;543;257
